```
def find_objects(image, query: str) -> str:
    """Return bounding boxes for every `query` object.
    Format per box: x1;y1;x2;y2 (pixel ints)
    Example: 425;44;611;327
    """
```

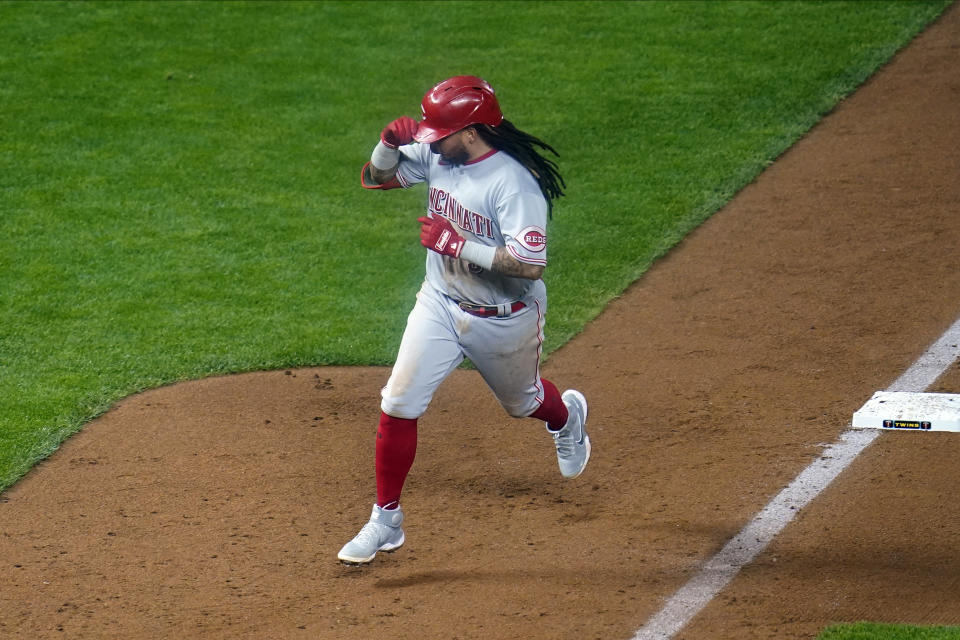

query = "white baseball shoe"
547;390;591;479
338;504;405;565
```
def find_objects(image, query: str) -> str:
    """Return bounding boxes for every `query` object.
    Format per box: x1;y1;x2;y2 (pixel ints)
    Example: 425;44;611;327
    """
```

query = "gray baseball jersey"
395;143;549;306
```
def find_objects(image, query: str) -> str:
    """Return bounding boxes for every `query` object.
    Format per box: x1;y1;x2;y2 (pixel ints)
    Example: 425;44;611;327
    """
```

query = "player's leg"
339;286;463;564
375;287;466;500
463;296;591;479
464;299;549;418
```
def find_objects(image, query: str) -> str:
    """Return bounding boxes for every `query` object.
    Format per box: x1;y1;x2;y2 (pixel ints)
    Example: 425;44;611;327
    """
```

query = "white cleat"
547;390;591;479
338;504;405;565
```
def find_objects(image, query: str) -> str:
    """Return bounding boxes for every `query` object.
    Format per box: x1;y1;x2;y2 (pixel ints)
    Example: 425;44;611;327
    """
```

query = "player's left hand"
418;215;464;258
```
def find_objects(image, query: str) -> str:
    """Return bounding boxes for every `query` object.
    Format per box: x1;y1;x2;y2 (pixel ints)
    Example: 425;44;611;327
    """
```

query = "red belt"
458;301;526;318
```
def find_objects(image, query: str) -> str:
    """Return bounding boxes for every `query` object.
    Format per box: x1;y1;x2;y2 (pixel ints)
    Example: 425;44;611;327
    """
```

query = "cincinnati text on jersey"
428;187;494;239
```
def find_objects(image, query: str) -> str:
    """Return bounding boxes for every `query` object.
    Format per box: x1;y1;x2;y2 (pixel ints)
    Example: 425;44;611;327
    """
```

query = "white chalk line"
632;315;960;640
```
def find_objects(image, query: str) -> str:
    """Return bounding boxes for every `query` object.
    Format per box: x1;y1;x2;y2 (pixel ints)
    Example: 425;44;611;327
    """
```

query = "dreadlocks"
475;120;566;217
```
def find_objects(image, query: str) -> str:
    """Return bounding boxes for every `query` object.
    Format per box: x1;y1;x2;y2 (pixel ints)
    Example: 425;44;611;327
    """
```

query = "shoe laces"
552;424;579;458
354;521;386;546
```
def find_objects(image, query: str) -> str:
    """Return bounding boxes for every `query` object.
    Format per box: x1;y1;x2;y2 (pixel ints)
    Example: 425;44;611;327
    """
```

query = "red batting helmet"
413;75;504;144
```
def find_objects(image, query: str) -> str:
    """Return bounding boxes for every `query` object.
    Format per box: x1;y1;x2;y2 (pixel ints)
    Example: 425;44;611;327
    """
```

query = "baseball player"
338;76;590;565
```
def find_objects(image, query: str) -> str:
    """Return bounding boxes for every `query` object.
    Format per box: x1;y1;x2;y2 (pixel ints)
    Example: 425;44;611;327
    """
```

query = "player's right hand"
381;117;419;149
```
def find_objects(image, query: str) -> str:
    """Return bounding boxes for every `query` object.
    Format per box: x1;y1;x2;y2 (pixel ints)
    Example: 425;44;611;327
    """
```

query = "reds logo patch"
518;226;547;252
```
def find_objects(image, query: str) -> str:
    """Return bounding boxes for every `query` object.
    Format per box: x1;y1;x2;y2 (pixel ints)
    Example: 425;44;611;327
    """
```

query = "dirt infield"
2;5;959;639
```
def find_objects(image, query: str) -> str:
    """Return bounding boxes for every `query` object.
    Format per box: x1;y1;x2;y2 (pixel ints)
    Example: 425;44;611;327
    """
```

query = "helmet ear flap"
414;76;503;144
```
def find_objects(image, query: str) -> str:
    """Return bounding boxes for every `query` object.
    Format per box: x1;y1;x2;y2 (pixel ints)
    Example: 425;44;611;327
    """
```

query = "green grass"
0;0;950;506
818;623;960;640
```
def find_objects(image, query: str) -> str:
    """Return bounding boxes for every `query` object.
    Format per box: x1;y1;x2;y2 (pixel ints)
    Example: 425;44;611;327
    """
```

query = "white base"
852;391;960;432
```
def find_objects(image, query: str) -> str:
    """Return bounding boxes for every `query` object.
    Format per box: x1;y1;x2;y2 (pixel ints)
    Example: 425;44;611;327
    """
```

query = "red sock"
375;412;418;509
529;378;568;431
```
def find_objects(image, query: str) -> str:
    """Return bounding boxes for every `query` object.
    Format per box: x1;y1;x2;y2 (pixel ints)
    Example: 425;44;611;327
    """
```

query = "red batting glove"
381;116;419;149
419;215;465;258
